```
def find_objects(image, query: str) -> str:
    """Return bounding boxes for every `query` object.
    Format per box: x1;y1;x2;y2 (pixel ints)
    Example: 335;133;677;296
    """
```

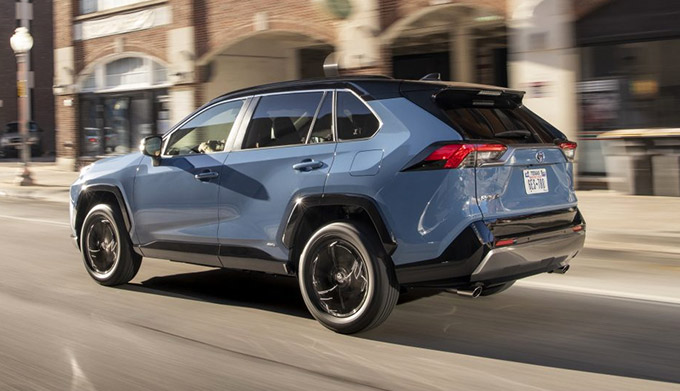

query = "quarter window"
336;92;380;141
165;100;244;156
243;92;324;149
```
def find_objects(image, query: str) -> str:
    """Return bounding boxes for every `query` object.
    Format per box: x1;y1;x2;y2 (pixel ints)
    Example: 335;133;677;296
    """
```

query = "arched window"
81;0;149;15
79;55;169;93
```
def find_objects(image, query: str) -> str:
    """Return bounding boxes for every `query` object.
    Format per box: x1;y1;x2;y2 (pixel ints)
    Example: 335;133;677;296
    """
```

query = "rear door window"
242;92;324;149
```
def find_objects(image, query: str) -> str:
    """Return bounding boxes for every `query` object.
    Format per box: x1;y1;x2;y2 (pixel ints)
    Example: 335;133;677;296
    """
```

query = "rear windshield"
443;106;555;144
403;88;565;144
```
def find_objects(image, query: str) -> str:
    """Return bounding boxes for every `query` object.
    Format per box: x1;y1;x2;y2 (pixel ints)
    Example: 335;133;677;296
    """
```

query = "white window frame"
81;0;148;15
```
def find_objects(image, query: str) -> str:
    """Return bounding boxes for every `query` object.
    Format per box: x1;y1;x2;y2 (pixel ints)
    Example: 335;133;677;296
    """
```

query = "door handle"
292;159;324;172
194;171;219;181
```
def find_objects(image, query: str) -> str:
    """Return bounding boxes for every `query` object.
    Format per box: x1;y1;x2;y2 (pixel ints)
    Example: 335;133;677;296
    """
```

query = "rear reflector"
572;225;584;232
558;141;577;161
494;238;516;247
419;143;507;169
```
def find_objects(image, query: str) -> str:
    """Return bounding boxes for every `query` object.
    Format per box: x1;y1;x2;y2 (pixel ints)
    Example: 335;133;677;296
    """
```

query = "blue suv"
70;76;585;334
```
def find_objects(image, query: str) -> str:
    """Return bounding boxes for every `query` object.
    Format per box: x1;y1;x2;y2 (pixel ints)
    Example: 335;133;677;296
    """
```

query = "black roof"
210;76;524;104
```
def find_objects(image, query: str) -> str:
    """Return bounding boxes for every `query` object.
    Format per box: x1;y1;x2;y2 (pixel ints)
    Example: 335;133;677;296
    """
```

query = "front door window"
165;100;245;156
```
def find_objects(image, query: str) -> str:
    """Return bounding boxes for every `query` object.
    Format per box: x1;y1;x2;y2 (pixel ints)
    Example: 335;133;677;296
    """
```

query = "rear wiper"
494;130;531;138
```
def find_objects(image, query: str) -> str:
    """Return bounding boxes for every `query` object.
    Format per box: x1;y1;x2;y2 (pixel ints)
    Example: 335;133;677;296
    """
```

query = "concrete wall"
508;0;579;145
203;38;299;101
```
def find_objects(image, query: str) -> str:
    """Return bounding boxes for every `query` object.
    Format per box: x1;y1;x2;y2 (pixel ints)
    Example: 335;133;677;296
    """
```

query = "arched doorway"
382;4;507;85
201;31;334;101
77;53;172;157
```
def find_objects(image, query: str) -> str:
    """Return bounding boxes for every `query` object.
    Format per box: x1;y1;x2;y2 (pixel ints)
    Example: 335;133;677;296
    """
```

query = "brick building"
1;0;54;156
53;0;612;168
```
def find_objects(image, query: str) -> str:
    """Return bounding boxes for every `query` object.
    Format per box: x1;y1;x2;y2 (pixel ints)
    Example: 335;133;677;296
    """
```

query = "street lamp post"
10;27;34;186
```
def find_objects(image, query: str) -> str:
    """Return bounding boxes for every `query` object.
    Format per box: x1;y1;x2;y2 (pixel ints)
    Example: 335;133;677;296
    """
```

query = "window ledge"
74;0;168;22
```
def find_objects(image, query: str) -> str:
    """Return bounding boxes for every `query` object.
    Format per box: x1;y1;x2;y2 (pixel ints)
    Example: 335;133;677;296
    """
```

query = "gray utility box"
599;129;680;196
651;137;680;197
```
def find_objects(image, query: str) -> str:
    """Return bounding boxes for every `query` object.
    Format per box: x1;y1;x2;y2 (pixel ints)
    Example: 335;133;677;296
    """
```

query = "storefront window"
80;90;167;157
581;39;680;130
77;55;171;158
579;39;680;175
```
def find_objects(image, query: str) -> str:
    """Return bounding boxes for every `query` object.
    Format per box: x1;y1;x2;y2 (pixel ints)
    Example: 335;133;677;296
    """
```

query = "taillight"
494;238;516;247
416;143;507;170
557;141;577;161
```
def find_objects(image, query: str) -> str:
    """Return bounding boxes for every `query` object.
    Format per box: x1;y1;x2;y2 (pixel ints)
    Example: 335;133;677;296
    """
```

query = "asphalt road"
0;198;678;391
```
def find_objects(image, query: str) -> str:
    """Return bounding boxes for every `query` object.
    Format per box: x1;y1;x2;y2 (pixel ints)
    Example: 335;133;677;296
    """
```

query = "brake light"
88;137;97;143
420;143;507;169
558;141;577;161
494;238;516;247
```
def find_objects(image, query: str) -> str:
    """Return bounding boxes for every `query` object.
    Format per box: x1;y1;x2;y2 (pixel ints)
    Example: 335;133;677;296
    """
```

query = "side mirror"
140;135;162;165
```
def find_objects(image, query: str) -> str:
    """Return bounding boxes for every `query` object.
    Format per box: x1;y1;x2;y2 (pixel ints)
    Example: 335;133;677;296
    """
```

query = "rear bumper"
395;208;585;288
470;229;584;284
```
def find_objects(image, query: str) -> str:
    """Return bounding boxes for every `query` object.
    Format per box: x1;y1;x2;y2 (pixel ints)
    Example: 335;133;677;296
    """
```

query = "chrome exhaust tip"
447;286;483;298
549;264;570;274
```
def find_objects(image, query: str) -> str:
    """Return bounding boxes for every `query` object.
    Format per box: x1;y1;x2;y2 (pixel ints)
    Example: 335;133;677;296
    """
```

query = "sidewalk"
0;162;78;204
1;162;680;255
576;190;680;255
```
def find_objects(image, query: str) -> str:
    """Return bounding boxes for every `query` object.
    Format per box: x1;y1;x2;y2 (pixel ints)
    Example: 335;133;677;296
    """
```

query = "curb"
585;240;680;257
516;280;680;305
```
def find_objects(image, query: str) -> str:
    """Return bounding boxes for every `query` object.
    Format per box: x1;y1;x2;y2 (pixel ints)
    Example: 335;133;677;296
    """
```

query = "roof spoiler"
433;87;525;109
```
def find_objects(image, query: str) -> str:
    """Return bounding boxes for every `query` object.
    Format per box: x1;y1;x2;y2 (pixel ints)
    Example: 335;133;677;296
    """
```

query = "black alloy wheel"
310;238;369;318
80;204;141;286
85;215;119;276
298;222;399;334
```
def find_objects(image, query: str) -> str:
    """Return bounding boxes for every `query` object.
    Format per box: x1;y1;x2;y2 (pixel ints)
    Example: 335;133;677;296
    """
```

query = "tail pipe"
549;264;570;274
447;286;483;298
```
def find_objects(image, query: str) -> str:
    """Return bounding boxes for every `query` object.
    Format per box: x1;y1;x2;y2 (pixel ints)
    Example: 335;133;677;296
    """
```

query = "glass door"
103;97;131;154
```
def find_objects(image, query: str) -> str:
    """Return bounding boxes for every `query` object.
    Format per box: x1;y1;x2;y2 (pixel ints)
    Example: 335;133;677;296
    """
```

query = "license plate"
523;168;549;194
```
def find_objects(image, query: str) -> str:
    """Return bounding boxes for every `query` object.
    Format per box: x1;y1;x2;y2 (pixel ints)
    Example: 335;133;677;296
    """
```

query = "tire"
480;281;515;296
298;222;399;334
80;204;141;286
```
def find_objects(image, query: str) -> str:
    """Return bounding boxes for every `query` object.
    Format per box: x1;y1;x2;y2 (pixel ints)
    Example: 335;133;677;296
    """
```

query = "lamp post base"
14;164;34;186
